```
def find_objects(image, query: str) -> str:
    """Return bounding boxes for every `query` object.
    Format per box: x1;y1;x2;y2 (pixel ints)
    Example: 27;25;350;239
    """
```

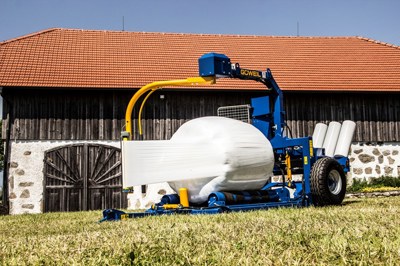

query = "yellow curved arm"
125;76;216;140
138;89;156;135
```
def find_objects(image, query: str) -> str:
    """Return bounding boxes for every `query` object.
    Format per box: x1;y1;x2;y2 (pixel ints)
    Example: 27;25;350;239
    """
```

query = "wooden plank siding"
285;92;400;142
2;88;400;142
1;88;263;141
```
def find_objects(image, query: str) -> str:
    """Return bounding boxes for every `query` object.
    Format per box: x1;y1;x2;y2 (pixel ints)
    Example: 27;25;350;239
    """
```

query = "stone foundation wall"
8;140;174;214
127;184;175;210
8;141;400;214
348;143;400;182
8;140;119;214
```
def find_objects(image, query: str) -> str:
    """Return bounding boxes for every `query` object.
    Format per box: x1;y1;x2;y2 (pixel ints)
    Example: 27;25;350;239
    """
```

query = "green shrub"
348;176;400;193
370;175;400;187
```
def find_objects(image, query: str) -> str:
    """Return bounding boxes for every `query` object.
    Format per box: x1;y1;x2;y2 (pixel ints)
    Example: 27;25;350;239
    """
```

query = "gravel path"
346;190;400;198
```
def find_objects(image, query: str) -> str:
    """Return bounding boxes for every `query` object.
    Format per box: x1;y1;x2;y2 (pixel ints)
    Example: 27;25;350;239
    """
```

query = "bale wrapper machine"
101;53;350;222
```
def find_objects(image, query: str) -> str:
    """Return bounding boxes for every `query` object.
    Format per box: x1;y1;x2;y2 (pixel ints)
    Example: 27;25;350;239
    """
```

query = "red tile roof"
1;28;400;91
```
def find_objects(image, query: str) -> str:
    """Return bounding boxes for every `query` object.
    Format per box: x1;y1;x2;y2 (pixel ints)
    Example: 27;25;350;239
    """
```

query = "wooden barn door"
44;144;127;212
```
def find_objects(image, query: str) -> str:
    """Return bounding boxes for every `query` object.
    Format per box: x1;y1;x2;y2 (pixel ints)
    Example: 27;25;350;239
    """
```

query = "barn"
1;28;400;214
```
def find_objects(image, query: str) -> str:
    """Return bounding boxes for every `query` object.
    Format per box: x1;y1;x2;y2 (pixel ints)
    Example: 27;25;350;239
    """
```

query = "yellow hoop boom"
125;76;216;140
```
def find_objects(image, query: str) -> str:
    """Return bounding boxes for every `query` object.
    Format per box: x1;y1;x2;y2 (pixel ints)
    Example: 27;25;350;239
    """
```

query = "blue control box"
198;53;232;77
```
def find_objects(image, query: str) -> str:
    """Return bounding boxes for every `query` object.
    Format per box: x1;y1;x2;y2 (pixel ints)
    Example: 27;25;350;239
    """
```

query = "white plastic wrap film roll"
312;123;328;148
122;117;275;204
334;120;356;157
322;121;341;157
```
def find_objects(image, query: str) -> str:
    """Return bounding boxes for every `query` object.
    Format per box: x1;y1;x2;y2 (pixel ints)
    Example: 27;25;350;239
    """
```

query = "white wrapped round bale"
168;116;274;203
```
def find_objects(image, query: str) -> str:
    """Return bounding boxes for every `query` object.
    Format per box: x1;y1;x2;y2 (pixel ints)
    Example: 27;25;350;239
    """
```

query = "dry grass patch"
1;197;400;265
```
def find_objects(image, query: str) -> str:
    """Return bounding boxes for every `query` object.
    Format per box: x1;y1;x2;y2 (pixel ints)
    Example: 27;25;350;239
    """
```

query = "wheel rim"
327;169;342;195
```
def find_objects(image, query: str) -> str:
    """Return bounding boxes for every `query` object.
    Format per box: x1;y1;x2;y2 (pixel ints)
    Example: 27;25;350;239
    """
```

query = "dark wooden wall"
285;92;400;142
2;88;400;142
2;88;261;141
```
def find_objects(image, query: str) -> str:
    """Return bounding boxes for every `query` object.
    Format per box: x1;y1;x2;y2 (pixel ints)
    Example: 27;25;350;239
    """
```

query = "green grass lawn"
1;197;400;265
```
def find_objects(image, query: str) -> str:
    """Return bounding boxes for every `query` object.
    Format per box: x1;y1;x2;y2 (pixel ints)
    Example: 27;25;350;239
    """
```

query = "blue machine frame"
100;53;349;222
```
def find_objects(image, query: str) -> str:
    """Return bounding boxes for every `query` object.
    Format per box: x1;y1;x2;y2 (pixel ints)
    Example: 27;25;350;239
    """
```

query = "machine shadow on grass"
340;199;360;206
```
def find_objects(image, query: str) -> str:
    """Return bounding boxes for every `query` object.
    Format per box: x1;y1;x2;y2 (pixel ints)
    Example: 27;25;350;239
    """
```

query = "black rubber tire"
310;157;346;206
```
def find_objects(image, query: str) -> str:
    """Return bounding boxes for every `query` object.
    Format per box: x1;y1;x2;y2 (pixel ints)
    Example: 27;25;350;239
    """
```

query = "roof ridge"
1;27;364;41
357;36;400;50
132;32;360;39
0;28;61;45
59;28;360;39
3;28;399;48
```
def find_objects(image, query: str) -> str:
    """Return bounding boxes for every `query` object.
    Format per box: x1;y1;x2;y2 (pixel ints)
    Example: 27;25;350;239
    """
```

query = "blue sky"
0;0;399;45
